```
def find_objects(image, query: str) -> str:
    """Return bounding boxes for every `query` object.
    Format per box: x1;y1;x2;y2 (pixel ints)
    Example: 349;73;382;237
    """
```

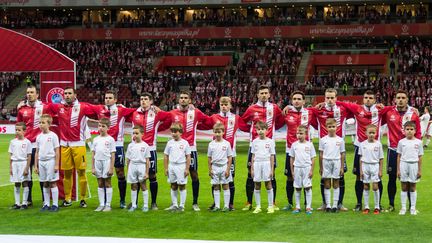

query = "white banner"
0;124;16;134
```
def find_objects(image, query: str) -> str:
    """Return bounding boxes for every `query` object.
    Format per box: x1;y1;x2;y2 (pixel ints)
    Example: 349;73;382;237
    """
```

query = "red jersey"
310;104;352;138
381;106;421;149
167;106;212;151
241;101;284;142
94;104;136;146
210;112;250;156
17;100;55;146
51;100;98;146
128;106;172;150
337;102;391;146
283;107;316;152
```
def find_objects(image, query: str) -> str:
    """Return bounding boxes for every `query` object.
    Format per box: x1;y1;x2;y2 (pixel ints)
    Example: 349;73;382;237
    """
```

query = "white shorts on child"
253;161;271;182
400;161;419;183
168;163;188;185
322;159;341;179
361;163;380;183
39;159;59;182
94;160;111;178
211;164;232;185
127;163;147;183
294;166;312;188
10;161;31;183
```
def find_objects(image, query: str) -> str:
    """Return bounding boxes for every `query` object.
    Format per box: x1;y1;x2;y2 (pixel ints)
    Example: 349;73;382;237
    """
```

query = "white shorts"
361;163;380;183
10;161;31;183
253;161;271;182
322;159;341;179
294;166;312;188
211;164;232;185
127;163;147;183
168;163;188;185
39;159;59;182
400;162;419;183
94;160;112;179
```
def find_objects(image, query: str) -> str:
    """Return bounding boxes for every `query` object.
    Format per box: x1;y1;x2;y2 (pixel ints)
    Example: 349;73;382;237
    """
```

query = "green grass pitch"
1;134;432;242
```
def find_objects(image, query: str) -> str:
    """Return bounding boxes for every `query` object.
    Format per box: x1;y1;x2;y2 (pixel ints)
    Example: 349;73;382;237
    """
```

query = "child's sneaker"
142;207;149;213
410;209;418;215
40;205;50;212
20;204;28;210
267;206;275;214
192;204;201;212
282;204;293;211
11;204;21;210
252;207;262;214
211;207;220;212
221;207;230;212
61;200;72;207
325;207;331;213
177;206;185;212
242;203;252;211
120;201;126;209
399;208;406;215
273;205;280;211
292;208;301;214
151;203;159;211
317;203;326;211
362;208;370;214
102;206;112;212
229;204;235;211
305;208;313;215
128;206;137;212
353;203;362;212
94;206;105;212
79;200;87;208
49;205;59;212
373;208;380;215
386;205;395;212
331;207;339;213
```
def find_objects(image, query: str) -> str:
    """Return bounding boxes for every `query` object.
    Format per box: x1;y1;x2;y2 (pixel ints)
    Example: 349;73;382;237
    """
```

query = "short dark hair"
26;85;38;93
179;90;191;98
133;125;144;134
403;121;416;130
364;90;375;97
396;89;408;97
105;90;117;99
170;122;183;133
291;90;305;100
64;87;75;93
99;118;110;127
255;121;268;130
141;92;153;100
258;85;270;92
15;122;26;130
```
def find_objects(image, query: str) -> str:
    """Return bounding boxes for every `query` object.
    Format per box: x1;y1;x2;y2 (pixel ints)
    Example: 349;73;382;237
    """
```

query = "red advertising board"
16;23;432;40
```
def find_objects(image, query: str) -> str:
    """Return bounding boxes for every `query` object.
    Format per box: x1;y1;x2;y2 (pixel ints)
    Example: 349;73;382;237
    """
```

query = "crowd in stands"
0;73;26;120
396;38;432;75
0;5;429;29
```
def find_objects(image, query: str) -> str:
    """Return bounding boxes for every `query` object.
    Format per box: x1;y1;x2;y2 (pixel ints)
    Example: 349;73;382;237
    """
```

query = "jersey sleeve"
237;115;251;132
274;105;285;130
418;140;424;156
91;138;97;152
157;111;173;132
122;107;137;120
289;144;295;157
379;143;384;159
336;101;359;114
308;107;319;129
184;143;191;155
340;138;346;153
53;133;60;148
196;109;213;130
270;140;276;155
318;139;324;151
241;107;252;124
16;109;23;122
144;146;151;158
82;102;100;118
110;138;116;153
207;143;212;157
396;140;402;154
310;143;317;158
163;142;170;155
414;115;422;139
126;144;132;160
8;141;13;154
26;140;32;154
227;142;233;157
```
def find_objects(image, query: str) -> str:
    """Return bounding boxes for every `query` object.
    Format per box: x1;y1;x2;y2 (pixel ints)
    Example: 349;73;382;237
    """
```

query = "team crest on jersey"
267;111;272;117
222;146;227;151
111;110;117;115
174;116;179;122
404;116;410;122
374;146;379;151
253;112;259;119
229;120;234;126
390;115;396;122
265;143;270;148
73;107;78;113
23;111;28;117
302;115;307;121
359;111;365;117
289;116;294;121
47;137;52;142
336;142;341;146
179;145;184;150
46;87;64;104
149;112;153;117
60;108;65;113
334;111;340;118
415;144;419;149
36;110;42;116
105;141;110;147
372;111;378;118
22;144;27;149
141;147;146;152
305;146;310;152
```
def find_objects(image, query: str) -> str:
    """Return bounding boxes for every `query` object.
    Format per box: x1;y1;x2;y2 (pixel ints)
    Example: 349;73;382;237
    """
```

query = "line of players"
10;85;424;214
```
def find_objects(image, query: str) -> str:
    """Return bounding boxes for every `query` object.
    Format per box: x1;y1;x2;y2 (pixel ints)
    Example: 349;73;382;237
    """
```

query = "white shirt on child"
359;140;384;164
36;131;59;161
92;135;116;161
9;138;32;161
289;141;316;167
126;141;151;164
319;135;345;160
207;139;232;166
251;137;275;163
397;138;423;163
164;138;191;164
